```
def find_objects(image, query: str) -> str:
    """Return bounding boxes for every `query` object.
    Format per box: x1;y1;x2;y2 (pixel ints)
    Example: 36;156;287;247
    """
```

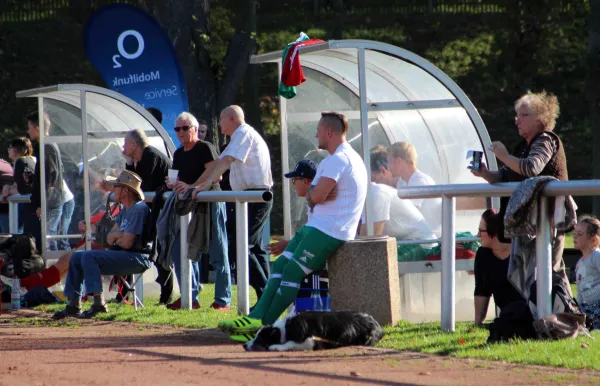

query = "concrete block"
328;236;400;326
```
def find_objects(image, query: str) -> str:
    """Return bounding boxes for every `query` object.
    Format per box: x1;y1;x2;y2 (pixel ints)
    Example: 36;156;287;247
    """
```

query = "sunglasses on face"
174;125;192;133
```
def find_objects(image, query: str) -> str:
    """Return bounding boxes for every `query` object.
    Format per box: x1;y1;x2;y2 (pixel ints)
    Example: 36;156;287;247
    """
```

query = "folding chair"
112;273;145;310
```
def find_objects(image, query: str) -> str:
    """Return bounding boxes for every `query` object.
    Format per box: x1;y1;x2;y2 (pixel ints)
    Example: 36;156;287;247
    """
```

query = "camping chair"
112;272;146;310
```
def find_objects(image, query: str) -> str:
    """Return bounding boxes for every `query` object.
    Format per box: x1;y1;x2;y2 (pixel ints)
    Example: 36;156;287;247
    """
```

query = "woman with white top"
573;215;600;330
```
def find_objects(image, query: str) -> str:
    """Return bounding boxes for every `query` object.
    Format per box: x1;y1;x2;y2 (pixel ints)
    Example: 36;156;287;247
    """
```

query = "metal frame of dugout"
13;84;271;313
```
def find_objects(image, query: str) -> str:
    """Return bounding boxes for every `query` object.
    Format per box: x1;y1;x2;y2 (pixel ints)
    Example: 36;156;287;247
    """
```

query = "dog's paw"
268;344;286;352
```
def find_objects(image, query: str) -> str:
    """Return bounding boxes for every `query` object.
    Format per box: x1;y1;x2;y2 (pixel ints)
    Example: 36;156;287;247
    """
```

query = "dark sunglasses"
174;125;192;133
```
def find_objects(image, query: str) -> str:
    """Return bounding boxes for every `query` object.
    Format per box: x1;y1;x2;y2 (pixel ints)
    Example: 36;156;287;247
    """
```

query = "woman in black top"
2;137;36;234
474;209;524;325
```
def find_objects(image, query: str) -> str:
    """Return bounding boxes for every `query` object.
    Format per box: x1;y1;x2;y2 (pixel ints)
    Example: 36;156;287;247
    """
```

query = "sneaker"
218;316;262;333
76;304;109;319
166;298;200;310
229;334;255;344
210;302;231;311
52;305;82;320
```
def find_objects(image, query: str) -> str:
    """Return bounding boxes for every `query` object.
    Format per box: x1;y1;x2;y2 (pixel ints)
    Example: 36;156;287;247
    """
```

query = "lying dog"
244;311;383;352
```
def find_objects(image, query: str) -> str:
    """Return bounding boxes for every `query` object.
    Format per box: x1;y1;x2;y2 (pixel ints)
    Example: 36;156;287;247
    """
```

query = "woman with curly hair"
471;91;570;292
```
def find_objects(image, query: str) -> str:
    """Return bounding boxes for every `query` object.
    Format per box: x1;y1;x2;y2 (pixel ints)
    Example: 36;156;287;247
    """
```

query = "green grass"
379;321;600;371
32;284;257;329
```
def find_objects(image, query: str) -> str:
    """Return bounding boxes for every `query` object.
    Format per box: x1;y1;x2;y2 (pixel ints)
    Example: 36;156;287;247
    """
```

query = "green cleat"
229;334;255;344
218;316;262;333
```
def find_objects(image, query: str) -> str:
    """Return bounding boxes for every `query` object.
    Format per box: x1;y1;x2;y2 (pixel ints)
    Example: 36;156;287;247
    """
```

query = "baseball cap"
284;159;317;179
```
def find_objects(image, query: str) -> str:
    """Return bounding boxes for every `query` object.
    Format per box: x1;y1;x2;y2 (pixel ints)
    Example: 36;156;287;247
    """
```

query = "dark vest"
498;130;568;241
502;131;568;183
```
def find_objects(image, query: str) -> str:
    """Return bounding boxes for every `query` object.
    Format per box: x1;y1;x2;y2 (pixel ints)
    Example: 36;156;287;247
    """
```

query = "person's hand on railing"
173;180;192;195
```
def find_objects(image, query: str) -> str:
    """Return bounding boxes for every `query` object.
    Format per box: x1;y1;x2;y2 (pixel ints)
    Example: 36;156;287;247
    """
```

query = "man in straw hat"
52;170;153;319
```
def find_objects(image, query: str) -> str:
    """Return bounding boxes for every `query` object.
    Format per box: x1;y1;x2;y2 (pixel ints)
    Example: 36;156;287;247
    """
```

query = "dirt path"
0;310;597;386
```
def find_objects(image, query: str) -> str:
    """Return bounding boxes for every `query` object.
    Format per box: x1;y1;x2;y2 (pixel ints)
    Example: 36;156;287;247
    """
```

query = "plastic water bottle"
11;277;21;311
311;290;323;311
323;294;331;312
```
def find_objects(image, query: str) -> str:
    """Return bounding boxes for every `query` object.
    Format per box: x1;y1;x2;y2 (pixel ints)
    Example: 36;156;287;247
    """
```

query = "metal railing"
5;190;273;315
397;179;600;333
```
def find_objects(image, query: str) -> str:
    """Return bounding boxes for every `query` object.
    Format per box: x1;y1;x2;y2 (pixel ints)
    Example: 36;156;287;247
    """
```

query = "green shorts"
281;225;345;273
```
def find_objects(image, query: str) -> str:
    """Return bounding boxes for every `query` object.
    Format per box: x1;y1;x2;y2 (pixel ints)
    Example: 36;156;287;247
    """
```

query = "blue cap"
284;159;317;179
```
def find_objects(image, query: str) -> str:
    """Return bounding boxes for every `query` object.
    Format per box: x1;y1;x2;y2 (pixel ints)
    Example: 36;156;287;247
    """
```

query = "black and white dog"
244;311;383;352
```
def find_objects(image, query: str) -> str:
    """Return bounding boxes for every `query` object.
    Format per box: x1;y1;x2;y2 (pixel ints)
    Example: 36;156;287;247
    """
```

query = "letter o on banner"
117;30;145;60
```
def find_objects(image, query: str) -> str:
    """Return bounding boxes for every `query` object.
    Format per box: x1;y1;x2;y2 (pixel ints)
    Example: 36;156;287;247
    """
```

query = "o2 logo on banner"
84;4;189;143
113;30;144;68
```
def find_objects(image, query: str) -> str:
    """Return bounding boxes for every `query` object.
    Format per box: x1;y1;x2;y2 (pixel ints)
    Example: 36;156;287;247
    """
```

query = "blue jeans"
172;202;231;305
64;249;152;298
46;199;74;251
0;213;9;234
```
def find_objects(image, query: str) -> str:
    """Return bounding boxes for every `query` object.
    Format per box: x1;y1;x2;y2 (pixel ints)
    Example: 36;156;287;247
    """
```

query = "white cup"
168;169;179;184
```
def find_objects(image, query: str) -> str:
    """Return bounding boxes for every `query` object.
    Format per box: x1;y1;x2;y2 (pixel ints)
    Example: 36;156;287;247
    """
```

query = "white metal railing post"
440;195;456;332
8;201;18;234
235;201;250;315
180;213;192;310
535;196;553;318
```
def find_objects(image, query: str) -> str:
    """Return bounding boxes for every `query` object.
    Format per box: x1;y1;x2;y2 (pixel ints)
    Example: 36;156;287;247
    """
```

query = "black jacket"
31;143;64;209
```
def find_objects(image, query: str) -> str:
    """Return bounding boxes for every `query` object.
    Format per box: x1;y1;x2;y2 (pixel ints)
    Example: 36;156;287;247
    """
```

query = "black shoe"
52;305;82;320
77;304;109;319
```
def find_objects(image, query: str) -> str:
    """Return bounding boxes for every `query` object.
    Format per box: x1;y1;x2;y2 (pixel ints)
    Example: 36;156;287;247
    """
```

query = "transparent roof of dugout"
251;39;496;238
16;84;177;255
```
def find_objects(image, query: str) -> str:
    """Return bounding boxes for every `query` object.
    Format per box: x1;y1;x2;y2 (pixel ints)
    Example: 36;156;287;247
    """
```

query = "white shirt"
221;124;273;191
397;169;441;235
362;183;435;241
576;249;600;306
307;142;368;241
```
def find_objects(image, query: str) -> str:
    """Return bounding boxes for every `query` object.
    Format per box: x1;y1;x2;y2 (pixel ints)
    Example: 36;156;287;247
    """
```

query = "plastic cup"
168;169;179;184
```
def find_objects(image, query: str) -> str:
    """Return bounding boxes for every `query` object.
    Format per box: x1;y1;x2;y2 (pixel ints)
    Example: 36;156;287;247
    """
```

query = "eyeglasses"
174;125;192;133
514;113;534;121
478;229;488;234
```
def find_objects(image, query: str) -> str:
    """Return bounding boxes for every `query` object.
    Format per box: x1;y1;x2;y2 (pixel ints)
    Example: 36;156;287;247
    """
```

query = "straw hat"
105;170;144;200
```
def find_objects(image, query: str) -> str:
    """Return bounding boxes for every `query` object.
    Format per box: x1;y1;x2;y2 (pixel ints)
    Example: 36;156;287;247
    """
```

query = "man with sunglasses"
192;105;273;304
218;111;367;341
166;112;231;311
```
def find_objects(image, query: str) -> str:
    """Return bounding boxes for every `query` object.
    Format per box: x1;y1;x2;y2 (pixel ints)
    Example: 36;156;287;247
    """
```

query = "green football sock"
248;255;290;320
262;260;306;325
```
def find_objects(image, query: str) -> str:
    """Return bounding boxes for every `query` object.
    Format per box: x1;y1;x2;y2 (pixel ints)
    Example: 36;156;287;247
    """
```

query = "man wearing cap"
52;170;153;319
267;159;317;256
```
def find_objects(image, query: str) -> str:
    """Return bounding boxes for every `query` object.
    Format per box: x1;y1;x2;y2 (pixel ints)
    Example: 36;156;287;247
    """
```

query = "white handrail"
397;179;596;332
6;190;274;315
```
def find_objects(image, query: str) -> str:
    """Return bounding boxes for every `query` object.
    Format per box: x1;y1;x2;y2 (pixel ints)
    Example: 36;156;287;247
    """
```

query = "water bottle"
11;277;21;311
323;293;331;312
311;289;323;311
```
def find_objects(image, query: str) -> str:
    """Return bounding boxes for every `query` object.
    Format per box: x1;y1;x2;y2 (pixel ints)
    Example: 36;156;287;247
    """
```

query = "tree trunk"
141;0;257;147
587;1;600;215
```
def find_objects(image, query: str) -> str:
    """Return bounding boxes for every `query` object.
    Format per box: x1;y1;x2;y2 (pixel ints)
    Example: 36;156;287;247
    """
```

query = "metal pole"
8;201;18;234
358;47;374;236
235;201;250;315
278;60;292;240
535;196;553;319
441;195;456;332
38;97;47;256
80;90;92;250
180;213;192;310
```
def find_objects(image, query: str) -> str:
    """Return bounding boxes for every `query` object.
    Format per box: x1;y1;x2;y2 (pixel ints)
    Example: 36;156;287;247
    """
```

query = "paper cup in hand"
168;169;179;184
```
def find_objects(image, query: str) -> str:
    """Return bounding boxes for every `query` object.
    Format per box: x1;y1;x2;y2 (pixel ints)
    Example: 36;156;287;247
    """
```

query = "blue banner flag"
84;4;188;142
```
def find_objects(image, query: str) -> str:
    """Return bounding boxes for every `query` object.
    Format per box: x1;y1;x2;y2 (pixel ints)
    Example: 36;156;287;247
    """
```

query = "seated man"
360;148;435;241
267;159;317;255
52;170;153;319
217;111;368;341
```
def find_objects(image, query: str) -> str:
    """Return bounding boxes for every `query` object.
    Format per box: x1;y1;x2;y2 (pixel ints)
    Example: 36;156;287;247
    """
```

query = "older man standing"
52;170;153;320
193;105;273;302
168;112;231;310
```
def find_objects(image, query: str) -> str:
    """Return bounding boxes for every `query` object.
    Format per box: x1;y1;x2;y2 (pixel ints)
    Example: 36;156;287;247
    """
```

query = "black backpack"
0;234;44;279
487;301;537;343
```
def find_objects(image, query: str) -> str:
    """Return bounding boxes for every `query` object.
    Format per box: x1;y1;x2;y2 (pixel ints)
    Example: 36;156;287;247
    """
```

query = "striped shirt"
500;133;558;178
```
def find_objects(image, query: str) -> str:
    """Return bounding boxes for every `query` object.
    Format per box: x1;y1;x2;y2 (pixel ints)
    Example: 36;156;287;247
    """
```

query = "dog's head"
243;325;282;352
